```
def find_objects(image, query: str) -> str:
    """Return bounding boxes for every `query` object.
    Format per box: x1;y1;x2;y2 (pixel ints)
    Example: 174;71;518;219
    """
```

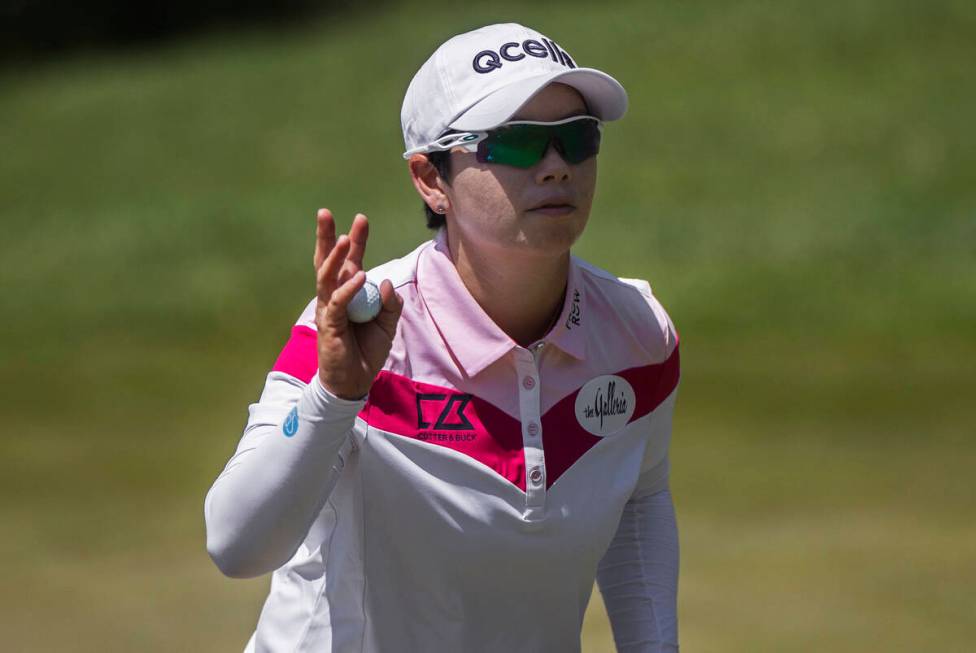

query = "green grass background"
2;0;974;650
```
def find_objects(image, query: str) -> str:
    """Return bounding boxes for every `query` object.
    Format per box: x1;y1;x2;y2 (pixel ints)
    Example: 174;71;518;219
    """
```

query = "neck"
446;229;569;348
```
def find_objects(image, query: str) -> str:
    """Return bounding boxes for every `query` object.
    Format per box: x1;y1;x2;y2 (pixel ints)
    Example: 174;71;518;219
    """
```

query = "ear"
408;154;450;215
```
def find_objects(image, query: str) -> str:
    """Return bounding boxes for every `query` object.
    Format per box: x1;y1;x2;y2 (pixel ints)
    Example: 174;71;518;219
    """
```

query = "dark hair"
423;150;452;230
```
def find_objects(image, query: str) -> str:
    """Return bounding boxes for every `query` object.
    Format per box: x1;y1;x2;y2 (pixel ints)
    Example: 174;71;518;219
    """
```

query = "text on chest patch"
574;375;636;437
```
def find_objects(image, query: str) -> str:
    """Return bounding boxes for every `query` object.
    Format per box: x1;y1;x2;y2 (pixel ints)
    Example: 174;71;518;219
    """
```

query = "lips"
528;199;576;212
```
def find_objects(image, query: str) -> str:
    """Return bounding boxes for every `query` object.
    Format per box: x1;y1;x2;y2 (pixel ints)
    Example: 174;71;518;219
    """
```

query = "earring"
436;205;446;214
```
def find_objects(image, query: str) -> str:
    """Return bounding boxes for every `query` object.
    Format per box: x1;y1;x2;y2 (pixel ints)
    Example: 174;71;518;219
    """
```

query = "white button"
527;422;539;437
522;376;536;390
529;467;543;484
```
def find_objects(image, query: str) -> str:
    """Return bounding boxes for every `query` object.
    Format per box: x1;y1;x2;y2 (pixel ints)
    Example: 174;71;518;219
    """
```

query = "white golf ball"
347;279;381;323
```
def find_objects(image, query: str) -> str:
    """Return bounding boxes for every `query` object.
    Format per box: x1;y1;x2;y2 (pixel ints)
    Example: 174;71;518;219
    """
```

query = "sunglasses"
409;115;603;168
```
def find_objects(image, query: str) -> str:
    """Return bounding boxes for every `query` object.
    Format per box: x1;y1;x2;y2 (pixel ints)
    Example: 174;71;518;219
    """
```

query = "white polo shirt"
205;229;680;652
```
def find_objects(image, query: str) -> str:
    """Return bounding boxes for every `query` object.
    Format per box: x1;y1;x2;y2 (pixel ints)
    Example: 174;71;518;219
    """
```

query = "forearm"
204;373;363;578
597;488;680;653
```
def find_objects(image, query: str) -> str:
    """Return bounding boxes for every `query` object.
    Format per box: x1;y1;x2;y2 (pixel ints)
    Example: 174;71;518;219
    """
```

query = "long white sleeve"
204;372;364;578
597;482;680;652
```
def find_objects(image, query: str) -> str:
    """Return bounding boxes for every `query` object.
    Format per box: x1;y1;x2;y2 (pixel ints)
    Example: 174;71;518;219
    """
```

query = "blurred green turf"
1;0;974;650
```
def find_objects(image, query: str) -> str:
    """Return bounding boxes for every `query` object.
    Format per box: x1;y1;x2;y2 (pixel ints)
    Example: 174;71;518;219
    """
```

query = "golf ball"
347;279;381;323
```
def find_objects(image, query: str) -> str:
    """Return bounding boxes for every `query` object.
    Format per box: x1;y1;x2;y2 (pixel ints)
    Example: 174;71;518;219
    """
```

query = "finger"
342;213;370;275
323;270;367;328
314;208;336;271
378;279;400;313
317;235;351;302
374;279;403;337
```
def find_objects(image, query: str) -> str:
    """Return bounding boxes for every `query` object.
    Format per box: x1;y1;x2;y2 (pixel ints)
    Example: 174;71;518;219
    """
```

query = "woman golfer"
206;22;680;653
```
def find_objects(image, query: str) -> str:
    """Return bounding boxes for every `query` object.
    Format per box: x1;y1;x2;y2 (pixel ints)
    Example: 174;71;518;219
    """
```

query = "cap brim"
448;68;628;131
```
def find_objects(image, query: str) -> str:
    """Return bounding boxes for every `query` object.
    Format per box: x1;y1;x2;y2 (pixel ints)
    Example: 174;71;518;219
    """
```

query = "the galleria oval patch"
574;375;636;437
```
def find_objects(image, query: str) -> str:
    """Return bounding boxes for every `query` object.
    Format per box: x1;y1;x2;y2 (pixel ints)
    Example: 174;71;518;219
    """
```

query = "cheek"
578;160;597;205
451;169;516;217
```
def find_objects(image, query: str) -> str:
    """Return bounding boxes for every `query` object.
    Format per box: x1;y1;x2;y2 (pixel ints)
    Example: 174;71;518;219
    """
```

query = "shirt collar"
417;229;587;378
547;255;587;361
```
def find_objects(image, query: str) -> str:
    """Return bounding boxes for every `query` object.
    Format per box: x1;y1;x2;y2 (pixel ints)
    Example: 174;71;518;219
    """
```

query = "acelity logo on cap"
472;38;577;74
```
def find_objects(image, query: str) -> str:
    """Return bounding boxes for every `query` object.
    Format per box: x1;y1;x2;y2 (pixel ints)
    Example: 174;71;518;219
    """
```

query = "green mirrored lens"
479;127;549;167
553;120;600;164
477;118;601;168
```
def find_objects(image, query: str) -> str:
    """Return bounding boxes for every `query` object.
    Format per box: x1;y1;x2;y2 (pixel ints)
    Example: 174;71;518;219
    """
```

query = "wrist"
292;375;366;438
315;373;368;403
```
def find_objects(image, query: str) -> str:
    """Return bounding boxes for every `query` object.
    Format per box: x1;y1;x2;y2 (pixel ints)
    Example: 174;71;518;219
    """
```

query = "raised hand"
313;209;403;400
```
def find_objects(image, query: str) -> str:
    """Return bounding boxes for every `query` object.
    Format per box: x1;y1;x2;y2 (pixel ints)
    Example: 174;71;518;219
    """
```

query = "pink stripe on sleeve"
272;325;318;384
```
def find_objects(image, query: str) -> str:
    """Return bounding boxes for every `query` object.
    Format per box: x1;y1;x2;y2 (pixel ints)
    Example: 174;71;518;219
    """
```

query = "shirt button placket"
515;347;545;519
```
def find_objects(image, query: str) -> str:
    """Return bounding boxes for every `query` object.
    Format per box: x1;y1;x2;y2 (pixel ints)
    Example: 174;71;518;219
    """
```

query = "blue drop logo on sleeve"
283;407;299;437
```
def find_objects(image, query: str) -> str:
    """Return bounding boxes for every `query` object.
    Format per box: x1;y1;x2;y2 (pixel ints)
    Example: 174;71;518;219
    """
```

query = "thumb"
373;279;403;339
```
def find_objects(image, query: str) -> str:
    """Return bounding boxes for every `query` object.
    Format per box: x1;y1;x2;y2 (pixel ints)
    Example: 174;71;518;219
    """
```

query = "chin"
516;217;586;254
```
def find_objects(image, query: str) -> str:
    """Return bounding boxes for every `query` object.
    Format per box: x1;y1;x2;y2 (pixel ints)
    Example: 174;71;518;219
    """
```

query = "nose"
534;141;571;184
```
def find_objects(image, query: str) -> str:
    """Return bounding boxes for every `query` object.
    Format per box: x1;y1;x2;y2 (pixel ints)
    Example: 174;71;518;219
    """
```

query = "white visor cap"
401;23;628;158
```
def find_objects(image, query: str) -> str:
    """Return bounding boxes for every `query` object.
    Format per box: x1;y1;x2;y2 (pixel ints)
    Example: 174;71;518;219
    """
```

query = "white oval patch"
575;375;636;437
